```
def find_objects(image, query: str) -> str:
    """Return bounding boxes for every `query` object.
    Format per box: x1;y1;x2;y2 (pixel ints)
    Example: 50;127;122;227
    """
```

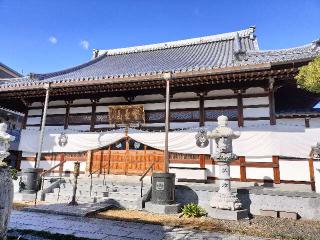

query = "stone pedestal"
205;207;248;221
0;168;14;239
145;202;181;214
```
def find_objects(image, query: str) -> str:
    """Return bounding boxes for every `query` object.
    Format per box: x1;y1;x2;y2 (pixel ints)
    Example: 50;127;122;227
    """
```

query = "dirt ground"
93;209;320;240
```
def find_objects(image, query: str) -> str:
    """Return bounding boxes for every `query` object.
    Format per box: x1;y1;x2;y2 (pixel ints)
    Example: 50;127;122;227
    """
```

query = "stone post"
208;115;242;210
0;123;15;239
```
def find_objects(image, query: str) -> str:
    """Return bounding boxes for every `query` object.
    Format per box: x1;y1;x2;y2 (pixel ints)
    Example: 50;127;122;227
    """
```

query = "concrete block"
14;192;38;202
279;211;298;220
205;207;249;221
145;202;181;214
260;209;278;218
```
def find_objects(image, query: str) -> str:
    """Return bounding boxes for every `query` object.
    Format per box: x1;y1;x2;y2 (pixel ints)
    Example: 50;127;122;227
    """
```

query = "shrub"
182;203;207;218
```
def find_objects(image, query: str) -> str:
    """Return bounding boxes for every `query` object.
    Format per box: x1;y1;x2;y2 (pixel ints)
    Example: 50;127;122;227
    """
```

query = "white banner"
18;126;320;158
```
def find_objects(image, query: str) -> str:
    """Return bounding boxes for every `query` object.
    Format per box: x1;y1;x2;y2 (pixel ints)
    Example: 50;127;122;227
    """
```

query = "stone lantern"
0;122;15;239
196;116;248;220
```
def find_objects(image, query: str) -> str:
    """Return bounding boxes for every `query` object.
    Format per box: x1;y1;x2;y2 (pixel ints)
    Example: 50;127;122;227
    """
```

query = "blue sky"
0;0;319;75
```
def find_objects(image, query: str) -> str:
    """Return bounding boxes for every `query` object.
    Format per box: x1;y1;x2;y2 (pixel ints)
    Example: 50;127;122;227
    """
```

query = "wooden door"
91;149;164;176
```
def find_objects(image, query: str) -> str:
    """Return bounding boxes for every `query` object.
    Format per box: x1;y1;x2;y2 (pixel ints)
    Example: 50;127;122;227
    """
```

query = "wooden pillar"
198;92;205;127
308;158;316;191
86;150;93;174
199;154;205;168
21;99;31;129
59;153;65;177
239;156;246;182
90;99;99;131
305;117;310;128
272;156;280;184
269;78;276;125
236;90;244;127
64;100;72;129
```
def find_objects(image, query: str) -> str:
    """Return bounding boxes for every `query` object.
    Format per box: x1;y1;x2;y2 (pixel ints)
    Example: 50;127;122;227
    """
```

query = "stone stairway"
44;176;151;210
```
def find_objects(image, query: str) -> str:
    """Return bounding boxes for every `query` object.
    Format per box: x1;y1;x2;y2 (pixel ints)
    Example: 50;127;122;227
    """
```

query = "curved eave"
0;63;272;93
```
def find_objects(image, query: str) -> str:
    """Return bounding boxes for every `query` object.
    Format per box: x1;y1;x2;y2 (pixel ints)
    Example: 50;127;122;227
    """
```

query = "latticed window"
145;111;165;122
46;115;65;126
170;110;199;122
95;113;109;125
68;113;92;125
205;108;238;121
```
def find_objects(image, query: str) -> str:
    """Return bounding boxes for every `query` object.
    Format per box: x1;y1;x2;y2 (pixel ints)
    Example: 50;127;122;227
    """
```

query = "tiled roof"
0;27;319;91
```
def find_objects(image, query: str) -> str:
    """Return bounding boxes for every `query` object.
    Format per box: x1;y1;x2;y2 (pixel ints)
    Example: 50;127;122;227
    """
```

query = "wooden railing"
139;160;156;197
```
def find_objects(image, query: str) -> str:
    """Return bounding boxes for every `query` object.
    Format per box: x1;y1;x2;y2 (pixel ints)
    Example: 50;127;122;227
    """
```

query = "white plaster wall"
47;108;66;115
45;126;65;131
49;100;66;106
171;101;199;109
20;160;35;169
144;103;165;110
243;107;269;118
246;167;274;180
96;106;108;113
30;102;42;107
207;89;234;97
169;163;198;168
70;107;92;114
245;157;272;162
310;118;320;128
243;120;270;127
204;98;237;108
28;109;42;116
230;166;241;178
26;117;41;125
99;97;125;104
243;97;269;106
72;99;92;105
135;94;163;101
245;87;265;94
173;92;197;99
277;118;305;127
279;160;310;181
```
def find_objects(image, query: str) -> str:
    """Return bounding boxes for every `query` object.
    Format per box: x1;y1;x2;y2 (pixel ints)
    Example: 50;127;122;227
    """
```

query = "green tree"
296;56;320;93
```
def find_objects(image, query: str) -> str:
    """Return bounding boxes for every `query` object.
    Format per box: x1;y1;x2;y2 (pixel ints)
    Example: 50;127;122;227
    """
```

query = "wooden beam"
90;99;99;131
308;158;316;191
64;101;72;129
199;155;205;168
239;156;246;182
269;79;276;125
236;90;244;127
272;156;280;184
199;93;205;127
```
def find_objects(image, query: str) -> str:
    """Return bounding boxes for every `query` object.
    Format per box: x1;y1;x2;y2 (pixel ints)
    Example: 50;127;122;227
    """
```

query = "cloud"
80;40;89;50
49;36;57;44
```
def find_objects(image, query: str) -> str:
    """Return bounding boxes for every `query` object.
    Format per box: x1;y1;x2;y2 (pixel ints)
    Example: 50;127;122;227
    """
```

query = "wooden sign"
109;105;145;125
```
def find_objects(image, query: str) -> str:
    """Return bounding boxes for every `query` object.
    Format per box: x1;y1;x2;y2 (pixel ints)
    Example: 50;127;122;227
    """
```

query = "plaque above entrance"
109;105;145;125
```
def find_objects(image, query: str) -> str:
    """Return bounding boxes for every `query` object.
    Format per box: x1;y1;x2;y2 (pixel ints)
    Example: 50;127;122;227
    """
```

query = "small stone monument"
0;122;15;239
196;116;248;220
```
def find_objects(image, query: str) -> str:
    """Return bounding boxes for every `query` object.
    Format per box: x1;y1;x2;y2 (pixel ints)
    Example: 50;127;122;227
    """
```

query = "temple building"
0;27;320;188
0;62;23;168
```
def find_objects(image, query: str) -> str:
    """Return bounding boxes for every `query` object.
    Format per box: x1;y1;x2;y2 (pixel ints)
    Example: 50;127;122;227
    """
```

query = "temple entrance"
90;138;164;175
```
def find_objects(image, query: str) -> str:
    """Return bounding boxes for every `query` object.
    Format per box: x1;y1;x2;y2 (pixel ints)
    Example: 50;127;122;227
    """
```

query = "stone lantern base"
0;167;14;239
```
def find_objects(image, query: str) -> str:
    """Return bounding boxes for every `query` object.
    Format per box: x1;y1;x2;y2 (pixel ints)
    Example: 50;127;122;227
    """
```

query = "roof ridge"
94;27;256;58
246;40;320;55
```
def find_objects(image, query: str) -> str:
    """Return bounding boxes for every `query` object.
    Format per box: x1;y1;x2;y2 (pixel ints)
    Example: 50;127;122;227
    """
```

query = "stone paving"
9;210;267;240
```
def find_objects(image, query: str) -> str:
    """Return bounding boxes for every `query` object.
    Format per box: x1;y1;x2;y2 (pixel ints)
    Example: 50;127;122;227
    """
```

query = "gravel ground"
95;209;320;240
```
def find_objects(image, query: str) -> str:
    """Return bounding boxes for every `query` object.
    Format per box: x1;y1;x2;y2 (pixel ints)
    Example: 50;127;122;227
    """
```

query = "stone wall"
175;185;320;220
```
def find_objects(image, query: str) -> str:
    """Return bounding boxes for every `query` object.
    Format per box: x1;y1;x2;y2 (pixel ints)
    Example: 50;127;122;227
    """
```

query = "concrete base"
14;192;38;202
145;202;181;214
205;207;249;221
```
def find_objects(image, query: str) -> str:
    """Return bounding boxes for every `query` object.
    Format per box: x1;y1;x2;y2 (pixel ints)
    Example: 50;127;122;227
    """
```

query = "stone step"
102;191;142;198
